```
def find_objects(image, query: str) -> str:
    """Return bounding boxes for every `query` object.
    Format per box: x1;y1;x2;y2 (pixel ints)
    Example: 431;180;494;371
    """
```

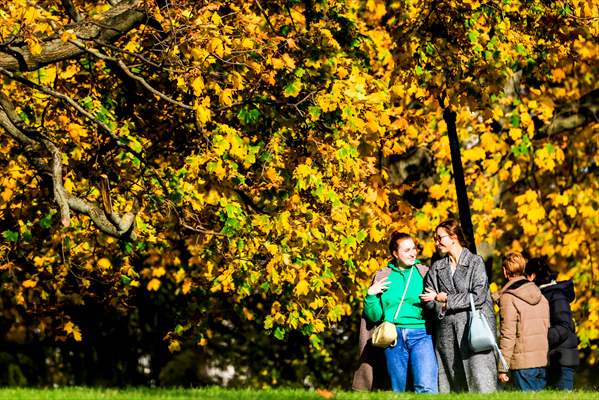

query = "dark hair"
389;231;413;255
525;257;556;285
435;219;468;247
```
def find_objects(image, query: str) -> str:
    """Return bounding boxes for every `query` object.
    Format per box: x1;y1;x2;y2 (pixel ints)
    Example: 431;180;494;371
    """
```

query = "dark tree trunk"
443;107;477;255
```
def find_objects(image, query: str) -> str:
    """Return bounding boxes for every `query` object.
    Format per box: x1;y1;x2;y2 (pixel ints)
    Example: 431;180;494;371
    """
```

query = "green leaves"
2;230;18;242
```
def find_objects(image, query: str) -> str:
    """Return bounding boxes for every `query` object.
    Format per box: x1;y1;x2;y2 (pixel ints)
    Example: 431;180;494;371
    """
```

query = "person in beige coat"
495;252;549;391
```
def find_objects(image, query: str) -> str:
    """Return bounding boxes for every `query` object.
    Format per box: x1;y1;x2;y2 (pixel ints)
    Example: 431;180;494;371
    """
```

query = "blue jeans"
548;366;574;390
384;327;438;393
512;367;547;391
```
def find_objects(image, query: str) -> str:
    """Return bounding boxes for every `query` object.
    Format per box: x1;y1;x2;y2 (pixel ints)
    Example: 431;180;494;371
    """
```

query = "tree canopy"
0;0;597;386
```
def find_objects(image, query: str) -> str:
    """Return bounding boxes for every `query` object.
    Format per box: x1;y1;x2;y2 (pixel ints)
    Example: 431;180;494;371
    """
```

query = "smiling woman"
421;219;498;393
356;231;438;393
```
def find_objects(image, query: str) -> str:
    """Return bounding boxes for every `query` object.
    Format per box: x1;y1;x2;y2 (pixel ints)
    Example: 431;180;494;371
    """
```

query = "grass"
0;388;598;400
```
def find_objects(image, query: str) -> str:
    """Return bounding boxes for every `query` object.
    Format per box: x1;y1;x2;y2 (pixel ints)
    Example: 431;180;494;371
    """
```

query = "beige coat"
496;276;549;372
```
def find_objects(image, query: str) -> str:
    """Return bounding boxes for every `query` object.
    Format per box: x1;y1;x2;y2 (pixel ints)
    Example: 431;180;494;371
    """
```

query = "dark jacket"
539;280;579;367
352;263;429;391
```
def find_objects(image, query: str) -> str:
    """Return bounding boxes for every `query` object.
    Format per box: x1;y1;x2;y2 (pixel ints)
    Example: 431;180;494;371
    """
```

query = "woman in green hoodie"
364;231;438;393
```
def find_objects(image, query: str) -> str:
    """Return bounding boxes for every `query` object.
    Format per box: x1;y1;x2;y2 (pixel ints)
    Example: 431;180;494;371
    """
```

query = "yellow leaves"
294;279;310;296
152;267;166;277
97;258;111;270
194;97;211;124
534;144;564;172
264;167;283;185
527;207;546;224
191;76;205;96
550;193;569;207
63;321;82;341
462;147;486;162
182;280;192;295
511;164;521;181
147;278;161;291
514;190;546;234
60;64;79;80
482;158;499;175
428;184;447;200
168;340;181;353
281;53;296;70
60;31;77;43
67;123;88;143
208;37;226;58
22;279;37;288
509;128;522;141
219;89;233;106
28;40;43;56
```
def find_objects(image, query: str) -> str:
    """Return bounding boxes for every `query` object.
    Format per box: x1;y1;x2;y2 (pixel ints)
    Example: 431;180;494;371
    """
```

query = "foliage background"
0;0;597;389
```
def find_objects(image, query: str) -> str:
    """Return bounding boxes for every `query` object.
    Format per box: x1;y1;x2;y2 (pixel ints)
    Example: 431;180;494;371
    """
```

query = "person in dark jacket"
525;257;579;390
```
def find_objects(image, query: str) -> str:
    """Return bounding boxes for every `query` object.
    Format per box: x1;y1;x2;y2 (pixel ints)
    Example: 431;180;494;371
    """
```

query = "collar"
437;247;472;270
388;259;421;272
499;276;528;295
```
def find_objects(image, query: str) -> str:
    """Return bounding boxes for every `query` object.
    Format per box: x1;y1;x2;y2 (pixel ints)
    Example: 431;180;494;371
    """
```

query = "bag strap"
469;292;477;313
393;266;414;320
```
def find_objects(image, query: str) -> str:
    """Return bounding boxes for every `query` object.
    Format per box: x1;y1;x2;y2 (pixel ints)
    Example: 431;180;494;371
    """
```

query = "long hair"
435;219;468;247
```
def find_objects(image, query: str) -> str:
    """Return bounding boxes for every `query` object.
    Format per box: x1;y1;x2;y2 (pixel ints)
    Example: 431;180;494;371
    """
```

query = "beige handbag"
371;267;414;348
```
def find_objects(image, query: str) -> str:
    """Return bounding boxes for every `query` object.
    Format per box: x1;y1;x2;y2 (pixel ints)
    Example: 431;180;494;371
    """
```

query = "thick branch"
0;0;146;72
0;95;138;240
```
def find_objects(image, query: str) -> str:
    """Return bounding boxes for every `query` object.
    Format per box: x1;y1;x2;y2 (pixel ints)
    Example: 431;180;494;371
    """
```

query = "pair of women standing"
355;219;497;393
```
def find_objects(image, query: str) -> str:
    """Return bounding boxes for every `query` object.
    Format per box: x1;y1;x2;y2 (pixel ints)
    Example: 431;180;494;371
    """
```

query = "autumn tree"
0;0;597;386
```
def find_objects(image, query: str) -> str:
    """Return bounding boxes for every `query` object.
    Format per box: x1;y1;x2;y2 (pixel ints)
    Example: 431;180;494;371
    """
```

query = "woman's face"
434;228;453;254
393;238;418;267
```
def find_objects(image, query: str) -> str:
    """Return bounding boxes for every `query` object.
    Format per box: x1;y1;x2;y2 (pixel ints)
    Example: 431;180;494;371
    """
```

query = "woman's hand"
419;287;437;302
367;277;390;296
498;372;509;383
435;292;448;302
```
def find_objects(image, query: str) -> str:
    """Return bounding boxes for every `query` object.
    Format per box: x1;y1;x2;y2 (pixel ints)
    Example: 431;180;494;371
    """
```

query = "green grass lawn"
0;388;598;400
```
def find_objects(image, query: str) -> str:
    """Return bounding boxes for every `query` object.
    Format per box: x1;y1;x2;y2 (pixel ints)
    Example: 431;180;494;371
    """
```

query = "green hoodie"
364;262;426;328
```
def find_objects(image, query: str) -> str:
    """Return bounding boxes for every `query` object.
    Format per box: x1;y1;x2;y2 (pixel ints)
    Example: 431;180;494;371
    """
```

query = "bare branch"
69;39;193;110
60;0;83;22
254;0;277;34
0;66;144;161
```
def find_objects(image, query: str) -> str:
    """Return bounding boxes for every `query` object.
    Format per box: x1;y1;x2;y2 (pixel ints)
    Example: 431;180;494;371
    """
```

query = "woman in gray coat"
420;219;498;392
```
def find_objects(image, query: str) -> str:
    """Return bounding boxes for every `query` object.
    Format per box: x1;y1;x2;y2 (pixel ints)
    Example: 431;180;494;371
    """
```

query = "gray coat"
423;248;498;393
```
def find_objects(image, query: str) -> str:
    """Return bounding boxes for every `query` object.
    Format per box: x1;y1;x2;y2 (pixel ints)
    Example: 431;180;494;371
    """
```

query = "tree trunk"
443;107;477;255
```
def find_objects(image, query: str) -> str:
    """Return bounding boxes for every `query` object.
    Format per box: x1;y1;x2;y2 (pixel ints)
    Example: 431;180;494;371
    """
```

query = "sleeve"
423;265;446;320
446;255;488;312
498;294;517;372
363;293;383;323
548;293;575;347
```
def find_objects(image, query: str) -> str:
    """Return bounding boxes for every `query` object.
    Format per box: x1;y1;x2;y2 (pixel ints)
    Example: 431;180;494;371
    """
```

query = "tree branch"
60;0;83;22
68;39;193;110
0;94;138;240
0;0;146;72
540;88;599;137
